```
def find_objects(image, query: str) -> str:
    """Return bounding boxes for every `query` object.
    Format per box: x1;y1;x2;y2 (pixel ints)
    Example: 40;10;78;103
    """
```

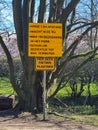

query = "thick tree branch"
38;0;47;22
0;36;26;100
60;0;80;23
68;21;98;34
22;0;29;55
48;46;98;100
47;21;98;90
12;0;23;52
29;0;35;22
48;0;57;22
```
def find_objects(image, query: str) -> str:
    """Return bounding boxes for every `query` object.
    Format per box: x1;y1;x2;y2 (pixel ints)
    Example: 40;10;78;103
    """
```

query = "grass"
49;82;98;116
0;77;14;95
82;83;98;96
56;83;98;98
47;111;98;126
0;77;98;126
69;114;98;126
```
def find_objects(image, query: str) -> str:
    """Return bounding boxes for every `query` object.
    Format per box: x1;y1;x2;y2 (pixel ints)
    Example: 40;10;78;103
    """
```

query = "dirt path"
0;110;98;130
0;123;98;130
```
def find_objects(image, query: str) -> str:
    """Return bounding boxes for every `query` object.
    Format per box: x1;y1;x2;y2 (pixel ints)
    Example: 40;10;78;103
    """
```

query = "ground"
0;110;98;130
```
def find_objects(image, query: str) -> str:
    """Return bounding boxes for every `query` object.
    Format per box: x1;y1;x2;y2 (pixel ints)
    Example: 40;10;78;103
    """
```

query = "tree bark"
12;0;44;112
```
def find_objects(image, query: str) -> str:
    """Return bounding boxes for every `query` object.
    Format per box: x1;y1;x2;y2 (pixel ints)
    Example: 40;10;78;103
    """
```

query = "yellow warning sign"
35;57;55;71
28;23;62;57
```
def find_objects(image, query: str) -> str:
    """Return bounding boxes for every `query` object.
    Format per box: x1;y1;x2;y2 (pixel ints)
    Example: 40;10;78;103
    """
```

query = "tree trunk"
12;0;43;112
15;71;43;112
12;0;82;113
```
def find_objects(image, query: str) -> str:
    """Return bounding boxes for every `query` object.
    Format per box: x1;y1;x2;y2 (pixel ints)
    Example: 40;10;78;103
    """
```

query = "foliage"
0;58;22;77
0;59;9;77
72;105;98;114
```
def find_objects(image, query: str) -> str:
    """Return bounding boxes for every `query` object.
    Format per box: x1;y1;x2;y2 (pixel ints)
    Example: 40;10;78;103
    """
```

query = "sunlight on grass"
0;77;14;94
56;83;98;98
81;83;98;96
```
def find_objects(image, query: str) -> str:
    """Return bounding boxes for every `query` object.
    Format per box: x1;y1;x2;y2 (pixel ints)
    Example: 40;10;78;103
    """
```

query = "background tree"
78;0;98;49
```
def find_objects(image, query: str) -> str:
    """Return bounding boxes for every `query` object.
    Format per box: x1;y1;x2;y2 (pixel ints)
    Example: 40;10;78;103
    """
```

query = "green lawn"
49;82;98;115
0;77;14;95
56;83;98;98
0;77;98;97
0;77;97;126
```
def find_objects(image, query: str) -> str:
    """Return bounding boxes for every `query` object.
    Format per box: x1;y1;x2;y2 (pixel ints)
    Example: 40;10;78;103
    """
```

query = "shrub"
0;58;22;77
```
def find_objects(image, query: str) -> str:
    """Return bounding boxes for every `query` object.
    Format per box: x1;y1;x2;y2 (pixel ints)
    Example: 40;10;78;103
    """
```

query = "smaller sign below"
35;57;55;71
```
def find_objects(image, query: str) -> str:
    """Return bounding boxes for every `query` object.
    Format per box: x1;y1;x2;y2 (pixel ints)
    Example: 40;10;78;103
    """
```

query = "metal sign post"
43;70;46;120
28;22;62;121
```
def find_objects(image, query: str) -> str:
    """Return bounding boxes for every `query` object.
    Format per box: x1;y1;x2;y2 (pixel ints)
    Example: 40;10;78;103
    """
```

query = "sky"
0;0;98;33
0;0;14;33
0;0;40;33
